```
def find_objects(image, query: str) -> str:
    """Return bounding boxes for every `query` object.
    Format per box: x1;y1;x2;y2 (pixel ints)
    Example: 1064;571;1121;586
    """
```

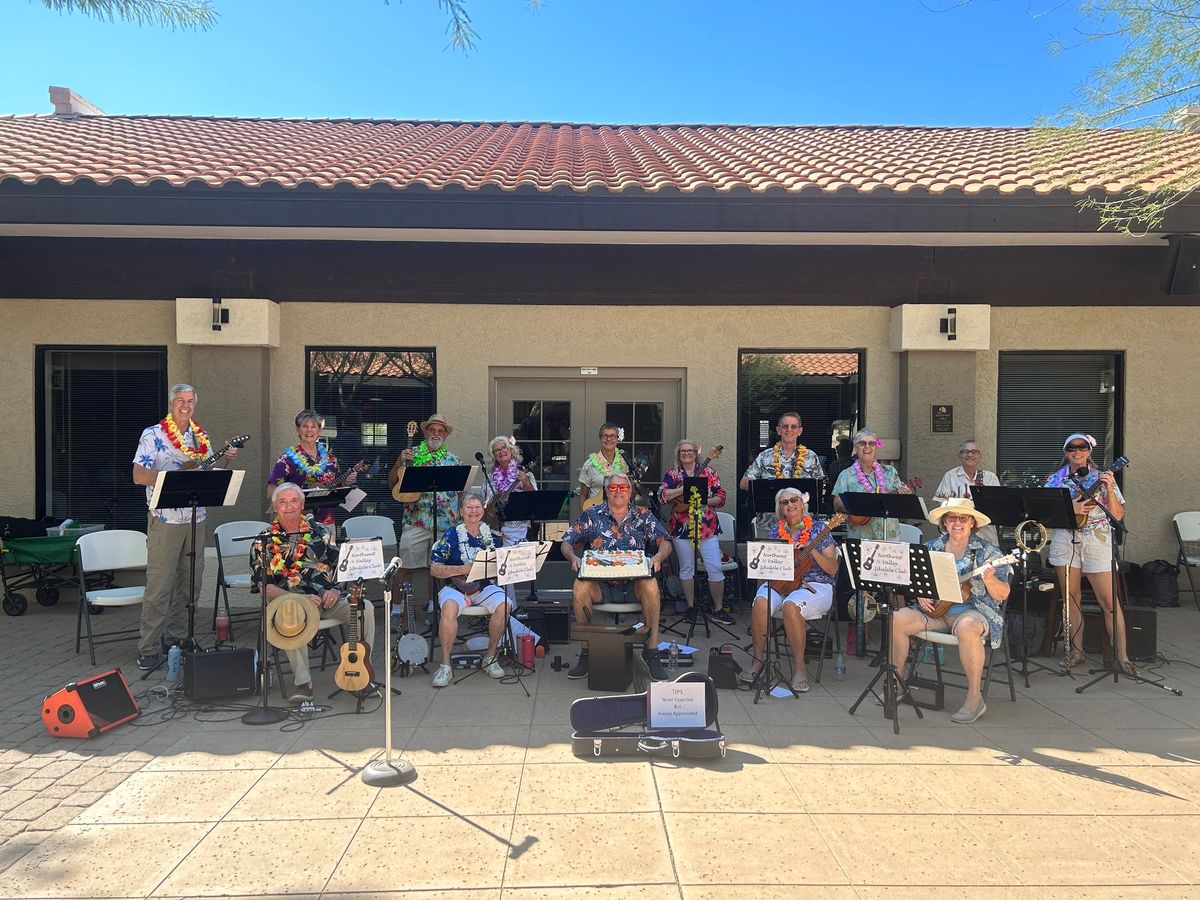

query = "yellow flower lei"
771;442;807;478
160;416;210;460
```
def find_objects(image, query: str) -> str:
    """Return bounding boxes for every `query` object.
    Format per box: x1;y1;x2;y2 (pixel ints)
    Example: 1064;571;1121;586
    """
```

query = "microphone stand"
362;557;419;786
1070;472;1180;696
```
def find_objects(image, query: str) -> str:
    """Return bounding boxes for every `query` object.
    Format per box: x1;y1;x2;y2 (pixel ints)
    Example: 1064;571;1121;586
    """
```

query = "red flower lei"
777;516;813;546
160;416;211;460
267;520;313;582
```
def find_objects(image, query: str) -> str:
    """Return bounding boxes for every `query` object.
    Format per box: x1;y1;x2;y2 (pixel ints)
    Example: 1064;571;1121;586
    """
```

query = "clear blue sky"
1;0;1107;125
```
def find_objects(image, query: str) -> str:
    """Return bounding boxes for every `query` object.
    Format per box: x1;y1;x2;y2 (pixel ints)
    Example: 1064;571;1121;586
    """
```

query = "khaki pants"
139;514;207;656
286;597;376;686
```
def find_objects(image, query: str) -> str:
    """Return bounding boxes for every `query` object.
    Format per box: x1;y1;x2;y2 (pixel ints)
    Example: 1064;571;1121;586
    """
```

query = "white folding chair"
212;519;270;639
1173;512;1200;609
75;530;147;665
895;522;924;544
342;515;398;553
713;511;744;608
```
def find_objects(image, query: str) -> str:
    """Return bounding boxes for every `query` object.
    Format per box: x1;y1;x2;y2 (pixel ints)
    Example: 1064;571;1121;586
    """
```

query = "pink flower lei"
852;459;886;493
491;459;521;493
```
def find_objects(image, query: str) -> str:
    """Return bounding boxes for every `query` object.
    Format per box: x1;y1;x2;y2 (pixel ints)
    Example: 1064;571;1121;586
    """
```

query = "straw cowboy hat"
265;593;321;650
928;496;992;529
419;414;453;436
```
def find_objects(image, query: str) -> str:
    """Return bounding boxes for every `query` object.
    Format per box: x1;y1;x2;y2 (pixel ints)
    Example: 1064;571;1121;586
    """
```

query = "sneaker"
288;681;313;702
738;667;761;686
711;610;736;625
432;664;453;687
643;649;669;681
567;651;589;679
482;655;504;679
950;700;987;724
137;654;159;671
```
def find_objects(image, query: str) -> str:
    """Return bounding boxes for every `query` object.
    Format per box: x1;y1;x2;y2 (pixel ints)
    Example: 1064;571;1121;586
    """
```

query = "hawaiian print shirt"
250;521;340;596
832;462;904;541
576;450;629;499
1044;465;1125;536
657;466;725;540
401;450;463;533
762;516;838;586
133;422;208;525
563;502;669;554
430;524;506;567
744;445;825;535
268;446;342;526
925;532;1011;649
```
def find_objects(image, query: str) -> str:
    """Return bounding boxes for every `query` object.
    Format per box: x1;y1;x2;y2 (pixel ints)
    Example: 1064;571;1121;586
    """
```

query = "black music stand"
750;478;824;518
971;485;1073;685
503;490;571;603
393;464;476;548
838;491;928;658
845;538;957;734
143;468;243;680
302;485;362;518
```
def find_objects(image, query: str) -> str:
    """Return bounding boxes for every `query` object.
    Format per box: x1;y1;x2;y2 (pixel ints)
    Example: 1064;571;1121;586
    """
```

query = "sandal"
1060;648;1087;671
1118;658;1139;677
790;676;810;694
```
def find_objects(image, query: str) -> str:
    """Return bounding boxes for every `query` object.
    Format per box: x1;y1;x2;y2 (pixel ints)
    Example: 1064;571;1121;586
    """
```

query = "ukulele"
768;513;848;595
390;421;422;503
668;445;723;514
484;464;533;529
847;477;923;527
182;434;250;470
333;580;375;693
329;458;371;488
1070;456;1129;528
928;551;1023;617
393;580;428;677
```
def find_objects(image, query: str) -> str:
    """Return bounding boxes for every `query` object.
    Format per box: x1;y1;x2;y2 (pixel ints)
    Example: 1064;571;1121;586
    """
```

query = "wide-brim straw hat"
265;593;321;650
928;496;992;529
420;414;453;436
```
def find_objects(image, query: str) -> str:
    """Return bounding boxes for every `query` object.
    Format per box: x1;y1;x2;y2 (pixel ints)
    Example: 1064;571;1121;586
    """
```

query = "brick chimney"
48;86;104;117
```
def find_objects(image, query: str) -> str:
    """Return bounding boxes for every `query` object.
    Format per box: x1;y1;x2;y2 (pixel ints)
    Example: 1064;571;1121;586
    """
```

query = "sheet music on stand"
464;542;553;585
303;484;367;514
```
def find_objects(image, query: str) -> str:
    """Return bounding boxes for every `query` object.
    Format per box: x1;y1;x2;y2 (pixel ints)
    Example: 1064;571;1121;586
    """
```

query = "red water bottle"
519;634;535;669
215;604;230;642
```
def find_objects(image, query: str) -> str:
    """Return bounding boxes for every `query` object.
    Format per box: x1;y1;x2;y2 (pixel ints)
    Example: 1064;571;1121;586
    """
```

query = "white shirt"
934;465;1000;545
133;422;208;525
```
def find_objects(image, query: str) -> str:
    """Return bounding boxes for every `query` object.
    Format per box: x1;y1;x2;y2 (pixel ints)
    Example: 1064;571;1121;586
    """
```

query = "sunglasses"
1065;444;1091;452
782;498;803;506
856;440;879;448
960;449;981;455
942;514;975;524
606;484;631;493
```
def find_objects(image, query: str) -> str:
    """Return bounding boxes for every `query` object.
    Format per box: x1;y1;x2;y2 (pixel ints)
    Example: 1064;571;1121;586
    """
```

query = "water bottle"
215;604;230;642
165;645;182;683
835;650;846;681
668;641;679;673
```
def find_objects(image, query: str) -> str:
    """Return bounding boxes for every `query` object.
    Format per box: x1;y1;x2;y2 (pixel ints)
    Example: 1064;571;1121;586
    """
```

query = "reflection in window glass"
607;401;665;484
512;401;572;491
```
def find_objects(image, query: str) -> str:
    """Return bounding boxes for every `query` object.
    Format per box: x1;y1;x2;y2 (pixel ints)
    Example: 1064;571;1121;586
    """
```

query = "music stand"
845;538;958;734
838;491;928;657
302;485;362;517
971;485;1073;685
750;478;824;518
143;468;243;680
393;462;477;547
503;490;571;603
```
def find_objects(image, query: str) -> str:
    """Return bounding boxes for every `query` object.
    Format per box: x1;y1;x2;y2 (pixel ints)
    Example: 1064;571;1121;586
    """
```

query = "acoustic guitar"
390;421;422;503
1071;456;1129;528
768;512;848;595
847;477;923;527
668;445;723;515
333;580;375;693
928;551;1023;617
182;434;250;470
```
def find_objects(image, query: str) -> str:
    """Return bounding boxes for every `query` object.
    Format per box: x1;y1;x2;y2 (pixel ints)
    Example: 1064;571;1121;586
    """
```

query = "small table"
571;621;645;691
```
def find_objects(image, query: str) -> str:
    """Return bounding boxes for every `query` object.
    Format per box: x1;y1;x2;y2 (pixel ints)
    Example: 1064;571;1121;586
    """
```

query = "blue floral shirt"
926;532;1011;649
832;462;905;541
563;502;669;554
1044;464;1125;535
133;422;207;525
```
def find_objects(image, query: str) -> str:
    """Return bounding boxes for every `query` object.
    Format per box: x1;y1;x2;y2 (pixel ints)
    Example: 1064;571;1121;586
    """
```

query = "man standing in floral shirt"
252;482;375;701
387;414;462;608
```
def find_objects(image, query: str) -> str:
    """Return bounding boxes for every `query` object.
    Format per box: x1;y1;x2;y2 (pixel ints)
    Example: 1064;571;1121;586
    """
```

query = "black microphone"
381;556;403;582
1074;467;1089;480
475;452;487;465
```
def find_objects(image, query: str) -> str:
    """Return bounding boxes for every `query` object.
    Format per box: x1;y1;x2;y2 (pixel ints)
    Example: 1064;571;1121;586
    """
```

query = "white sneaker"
482;655;504;679
432;664;452;687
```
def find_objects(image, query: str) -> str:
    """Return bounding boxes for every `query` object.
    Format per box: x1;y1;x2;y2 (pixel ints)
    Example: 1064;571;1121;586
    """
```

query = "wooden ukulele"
182;434;250;470
390;421;422;503
768;513;847;595
668;445;723;514
484;464;533;529
1071;456;1129;528
333;580;375;693
847;477;922;527
329;458;371;488
928;551;1023;617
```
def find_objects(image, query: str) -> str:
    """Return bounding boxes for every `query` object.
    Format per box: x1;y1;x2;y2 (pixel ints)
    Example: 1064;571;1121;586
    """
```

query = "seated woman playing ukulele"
890;497;1010;724
741;487;839;694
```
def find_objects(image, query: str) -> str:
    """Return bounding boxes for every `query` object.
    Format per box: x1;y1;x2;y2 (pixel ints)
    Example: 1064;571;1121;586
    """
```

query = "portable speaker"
42;669;139;738
537;605;571;643
706;649;742;689
1125;606;1157;661
183;648;256;700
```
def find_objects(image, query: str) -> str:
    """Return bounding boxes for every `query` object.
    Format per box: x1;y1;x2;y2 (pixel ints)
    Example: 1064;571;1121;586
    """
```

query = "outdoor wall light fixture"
211;296;230;332
939;307;957;341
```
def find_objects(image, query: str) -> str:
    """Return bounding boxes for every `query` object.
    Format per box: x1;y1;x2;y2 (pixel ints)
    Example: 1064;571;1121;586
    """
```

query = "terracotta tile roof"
0;114;1197;196
745;353;859;377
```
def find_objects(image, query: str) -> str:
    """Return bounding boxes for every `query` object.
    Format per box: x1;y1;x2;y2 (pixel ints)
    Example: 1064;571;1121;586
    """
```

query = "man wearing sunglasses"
561;472;672;681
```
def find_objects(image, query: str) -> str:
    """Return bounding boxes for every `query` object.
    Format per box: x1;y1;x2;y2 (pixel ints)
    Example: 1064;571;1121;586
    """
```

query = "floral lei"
852;460;887;493
589;451;627;476
771;443;807;478
412;441;448;467
267;520;313;582
160;417;210;460
284;444;331;479
491;460;522;493
455;522;496;562
777;516;814;545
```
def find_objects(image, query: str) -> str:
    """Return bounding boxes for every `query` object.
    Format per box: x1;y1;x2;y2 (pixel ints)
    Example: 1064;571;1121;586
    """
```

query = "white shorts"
672;536;725;582
398;525;434;569
1048;528;1113;574
438;583;510;614
755;581;834;619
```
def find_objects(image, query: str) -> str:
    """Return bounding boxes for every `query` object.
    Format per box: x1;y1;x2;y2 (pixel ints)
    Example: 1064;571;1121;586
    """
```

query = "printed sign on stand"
858;540;911;586
496;544;537;586
336;538;385;581
745;542;795;581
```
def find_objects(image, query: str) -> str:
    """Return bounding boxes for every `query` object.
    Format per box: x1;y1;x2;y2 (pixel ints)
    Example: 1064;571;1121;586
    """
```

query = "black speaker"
1125;606;1157;661
183;648;256;700
1161;234;1200;295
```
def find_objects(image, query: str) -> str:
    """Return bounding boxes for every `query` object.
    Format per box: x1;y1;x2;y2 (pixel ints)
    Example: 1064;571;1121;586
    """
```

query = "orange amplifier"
42;669;140;738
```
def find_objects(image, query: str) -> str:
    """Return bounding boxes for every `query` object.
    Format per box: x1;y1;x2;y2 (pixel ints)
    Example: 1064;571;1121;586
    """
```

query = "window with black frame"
997;351;1123;485
735;350;863;537
307;348;436;520
38;347;168;531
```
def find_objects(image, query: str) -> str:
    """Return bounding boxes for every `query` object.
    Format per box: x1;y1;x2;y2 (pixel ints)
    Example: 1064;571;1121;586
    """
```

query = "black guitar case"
569;671;726;760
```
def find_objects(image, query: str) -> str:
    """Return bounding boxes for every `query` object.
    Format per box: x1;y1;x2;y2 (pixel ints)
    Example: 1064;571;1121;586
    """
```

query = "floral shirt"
133;422;208;525
925;532;1011;649
657;466;725;540
268;445;342;526
431;523;505;597
1044;464;1126;535
744;444;824;535
400;450;463;533
762;516;838;587
250;520;339;596
576;450;629;500
832;462;904;541
563;502;669;554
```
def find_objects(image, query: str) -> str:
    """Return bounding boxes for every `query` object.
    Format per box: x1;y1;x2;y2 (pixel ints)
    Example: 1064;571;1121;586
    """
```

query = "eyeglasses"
1065;444;1091;452
960;449;981;455
679;449;697;455
600;433;619;441
942;514;975;524
606;484;631;493
856;440;879;448
782;498;803;506
778;424;801;431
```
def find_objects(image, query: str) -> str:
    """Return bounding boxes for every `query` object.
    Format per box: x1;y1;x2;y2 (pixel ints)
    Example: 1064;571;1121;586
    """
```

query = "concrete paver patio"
2;564;1199;898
